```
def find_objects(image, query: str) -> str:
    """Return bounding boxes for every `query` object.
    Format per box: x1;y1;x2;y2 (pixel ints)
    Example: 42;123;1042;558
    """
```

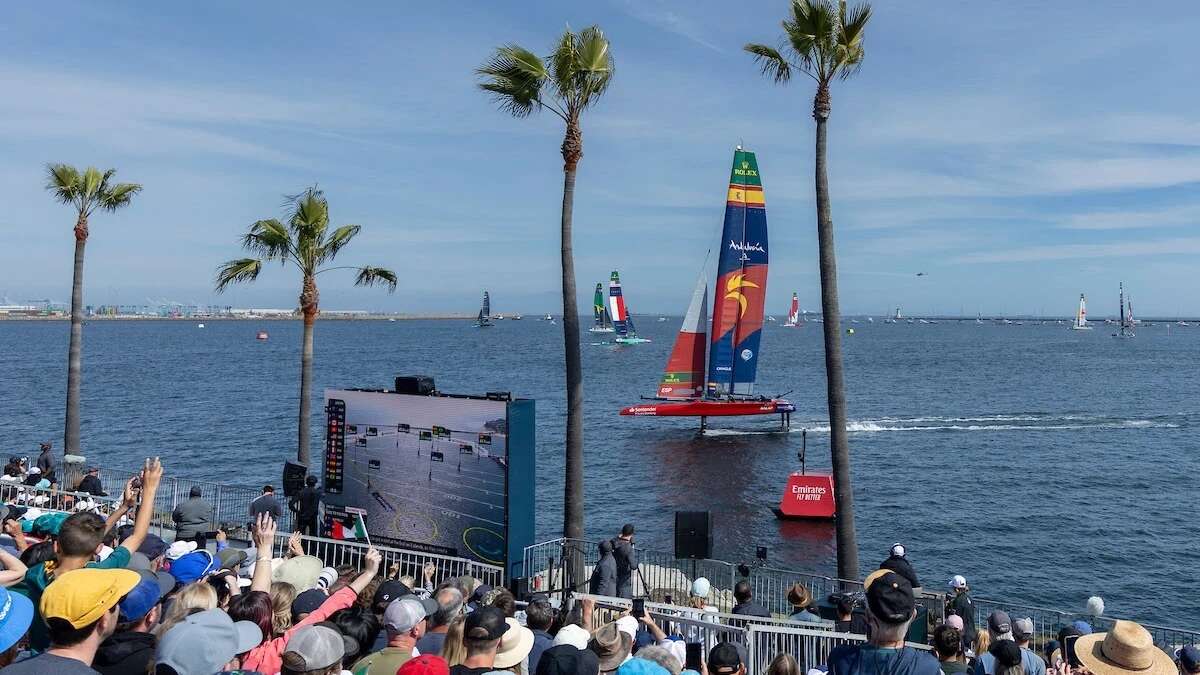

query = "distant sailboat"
1070;294;1092;330
473;292;493;328
588;283;615;333
512;313;523;320
783;292;800;327
1116;283;1135;338
610;271;651;344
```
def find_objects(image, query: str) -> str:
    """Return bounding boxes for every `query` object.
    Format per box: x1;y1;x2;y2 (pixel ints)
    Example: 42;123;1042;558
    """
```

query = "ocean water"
1;318;1197;626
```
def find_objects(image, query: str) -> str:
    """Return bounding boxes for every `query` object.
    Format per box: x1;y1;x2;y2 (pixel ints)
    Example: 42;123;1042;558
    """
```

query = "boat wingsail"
1071;293;1092;330
610;271;651;344
620;147;793;424
784;293;800;327
589;283;615;333
474;291;493;328
1117;282;1135;338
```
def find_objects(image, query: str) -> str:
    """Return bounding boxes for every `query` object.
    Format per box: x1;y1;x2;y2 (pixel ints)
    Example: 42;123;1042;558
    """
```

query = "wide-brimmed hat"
787;583;812;609
590;622;633;672
1075;621;1175;675
494;617;535;669
272;555;325;591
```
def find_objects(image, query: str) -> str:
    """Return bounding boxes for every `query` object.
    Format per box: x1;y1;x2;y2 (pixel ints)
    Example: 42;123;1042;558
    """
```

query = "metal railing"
525;538;1200;647
744;624;932;675
270;532;505;588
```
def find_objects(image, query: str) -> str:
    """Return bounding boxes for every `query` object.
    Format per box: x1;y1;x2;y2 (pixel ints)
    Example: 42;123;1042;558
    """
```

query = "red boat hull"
620;399;793;417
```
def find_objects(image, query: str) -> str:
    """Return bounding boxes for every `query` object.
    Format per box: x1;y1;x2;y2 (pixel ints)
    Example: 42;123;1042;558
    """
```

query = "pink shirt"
241;586;358;674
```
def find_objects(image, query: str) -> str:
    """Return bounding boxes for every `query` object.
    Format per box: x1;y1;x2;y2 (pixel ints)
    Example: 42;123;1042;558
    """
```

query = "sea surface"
2;318;1198;626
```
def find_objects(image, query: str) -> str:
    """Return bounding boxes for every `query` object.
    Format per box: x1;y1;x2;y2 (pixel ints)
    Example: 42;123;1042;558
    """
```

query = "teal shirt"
15;546;133;652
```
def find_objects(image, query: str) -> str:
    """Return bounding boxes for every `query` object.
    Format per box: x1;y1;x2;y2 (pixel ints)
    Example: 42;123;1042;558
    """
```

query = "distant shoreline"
0;314;480;321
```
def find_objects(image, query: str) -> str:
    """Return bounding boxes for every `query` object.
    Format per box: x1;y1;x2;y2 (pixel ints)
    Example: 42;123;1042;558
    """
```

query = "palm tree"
477;26;614;582
745;0;871;582
45;165;142;458
215;187;397;466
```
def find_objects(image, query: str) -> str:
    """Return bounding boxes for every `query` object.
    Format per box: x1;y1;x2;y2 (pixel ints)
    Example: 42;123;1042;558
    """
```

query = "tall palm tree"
45;165;142;458
215;187;397;466
745;0;871;582
477;27;614;572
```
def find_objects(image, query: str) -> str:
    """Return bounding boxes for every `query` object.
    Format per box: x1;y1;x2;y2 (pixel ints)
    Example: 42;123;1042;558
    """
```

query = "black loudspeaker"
674;511;712;560
395;375;436;395
282;462;308;497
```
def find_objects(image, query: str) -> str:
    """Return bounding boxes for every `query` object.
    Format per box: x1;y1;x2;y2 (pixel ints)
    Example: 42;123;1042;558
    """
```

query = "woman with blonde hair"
270;581;298;637
154;581;218;637
767;653;801;675
441;615;467;667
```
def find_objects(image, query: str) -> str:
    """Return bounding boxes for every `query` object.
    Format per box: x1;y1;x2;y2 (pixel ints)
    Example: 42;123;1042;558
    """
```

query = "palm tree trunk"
814;87;859;582
561;120;586;591
298;276;319;468
63;215;88;457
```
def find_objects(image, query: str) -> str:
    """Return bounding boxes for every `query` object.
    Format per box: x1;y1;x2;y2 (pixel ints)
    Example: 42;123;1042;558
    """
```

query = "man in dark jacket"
35;442;55;477
94;573;163;675
947;575;976;652
289;475;322;536
172;486;212;548
879;543;921;590
588;539;618;596
77;467;108;496
612;524;637;599
248;484;283;527
730;581;772;617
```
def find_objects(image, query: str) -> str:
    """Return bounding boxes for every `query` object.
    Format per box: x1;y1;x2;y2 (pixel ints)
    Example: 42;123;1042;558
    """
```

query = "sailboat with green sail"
588;283;614;333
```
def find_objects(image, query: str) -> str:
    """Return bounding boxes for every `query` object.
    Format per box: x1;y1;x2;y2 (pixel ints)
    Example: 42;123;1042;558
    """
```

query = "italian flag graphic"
331;513;367;541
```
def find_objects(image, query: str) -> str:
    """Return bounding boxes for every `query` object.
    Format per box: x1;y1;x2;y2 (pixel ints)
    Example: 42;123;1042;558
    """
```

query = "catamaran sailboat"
619;147;794;427
473;292;493;328
609;271;651;344
1116;283;1135;338
783;293;800;327
1070;294;1092;330
588;283;615;333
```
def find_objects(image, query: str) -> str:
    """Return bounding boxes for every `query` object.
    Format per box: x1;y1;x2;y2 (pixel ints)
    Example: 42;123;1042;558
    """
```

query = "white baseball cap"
166;540;198;560
616;616;639;638
890;543;905;556
691;577;711;598
553;624;590;650
949;575;968;589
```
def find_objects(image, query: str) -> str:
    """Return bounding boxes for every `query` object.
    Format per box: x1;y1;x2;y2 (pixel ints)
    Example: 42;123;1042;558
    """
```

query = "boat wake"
797;413;1181;434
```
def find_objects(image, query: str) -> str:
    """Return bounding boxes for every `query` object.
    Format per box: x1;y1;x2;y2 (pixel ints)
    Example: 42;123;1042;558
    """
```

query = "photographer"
612;524;636;600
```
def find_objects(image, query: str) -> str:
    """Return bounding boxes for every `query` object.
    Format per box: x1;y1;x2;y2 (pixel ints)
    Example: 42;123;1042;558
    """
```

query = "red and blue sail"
608;271;630;336
707;149;768;396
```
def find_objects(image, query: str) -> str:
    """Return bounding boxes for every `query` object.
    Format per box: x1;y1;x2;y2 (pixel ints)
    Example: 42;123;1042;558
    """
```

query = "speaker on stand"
282;462;308;497
675;511;712;586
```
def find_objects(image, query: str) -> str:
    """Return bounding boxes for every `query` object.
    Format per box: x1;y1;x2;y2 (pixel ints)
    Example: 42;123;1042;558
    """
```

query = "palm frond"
835;1;872;79
317;224;361;265
573;26;615;108
45;163;83;207
477;44;549;118
785;0;839;79
745;43;793;83
81;167;104;206
285;187;329;266
97;182;142;212
214;258;263;293
242;219;294;262
549;29;581;105
354;266;398;293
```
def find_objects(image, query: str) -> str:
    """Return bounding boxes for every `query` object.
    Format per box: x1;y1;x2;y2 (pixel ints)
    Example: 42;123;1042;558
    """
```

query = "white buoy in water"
197;323;205;328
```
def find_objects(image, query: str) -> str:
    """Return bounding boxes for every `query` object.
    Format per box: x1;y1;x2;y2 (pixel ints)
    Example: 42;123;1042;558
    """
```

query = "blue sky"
2;1;1199;317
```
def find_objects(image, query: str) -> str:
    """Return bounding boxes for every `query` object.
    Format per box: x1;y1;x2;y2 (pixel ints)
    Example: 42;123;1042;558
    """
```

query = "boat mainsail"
784;293;799;327
657;272;708;399
1119;283;1135;338
609;271;629;336
708;148;768;396
474;291;493;328
590;283;614;333
1071;294;1091;330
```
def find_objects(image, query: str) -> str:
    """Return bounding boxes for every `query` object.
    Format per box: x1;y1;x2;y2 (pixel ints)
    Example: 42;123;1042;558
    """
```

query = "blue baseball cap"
618;658;671;675
1072;620;1093;635
0;587;34;653
169;550;219;584
137;534;169;560
1178;646;1200;674
119;573;164;623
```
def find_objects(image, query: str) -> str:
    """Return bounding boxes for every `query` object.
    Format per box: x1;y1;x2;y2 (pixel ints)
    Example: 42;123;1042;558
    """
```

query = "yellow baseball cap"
42;568;141;628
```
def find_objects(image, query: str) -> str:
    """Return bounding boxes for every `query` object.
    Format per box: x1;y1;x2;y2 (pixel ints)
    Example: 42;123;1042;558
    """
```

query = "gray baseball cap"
282;625;345;671
384;596;438;632
156;608;262;674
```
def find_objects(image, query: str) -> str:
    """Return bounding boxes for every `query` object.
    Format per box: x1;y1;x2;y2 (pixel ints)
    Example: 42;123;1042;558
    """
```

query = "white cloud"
1057;204;1200;230
615;0;724;52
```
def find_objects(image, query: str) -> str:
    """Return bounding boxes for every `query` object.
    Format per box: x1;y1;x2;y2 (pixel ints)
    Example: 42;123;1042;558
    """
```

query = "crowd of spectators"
0;459;1188;675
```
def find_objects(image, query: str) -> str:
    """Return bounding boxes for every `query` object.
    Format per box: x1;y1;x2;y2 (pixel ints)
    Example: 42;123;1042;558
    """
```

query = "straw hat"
1075;621;1175;675
494;618;535;669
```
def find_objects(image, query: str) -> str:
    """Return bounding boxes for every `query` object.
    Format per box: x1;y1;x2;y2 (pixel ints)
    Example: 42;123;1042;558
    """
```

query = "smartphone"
685;642;703;671
632;598;645;619
1064;635;1082;668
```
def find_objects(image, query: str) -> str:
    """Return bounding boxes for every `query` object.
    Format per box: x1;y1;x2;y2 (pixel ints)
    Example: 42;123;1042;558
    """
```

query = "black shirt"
78;474;107;496
450;666;495;675
731;602;773;618
249;493;282;519
291;486;321;518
